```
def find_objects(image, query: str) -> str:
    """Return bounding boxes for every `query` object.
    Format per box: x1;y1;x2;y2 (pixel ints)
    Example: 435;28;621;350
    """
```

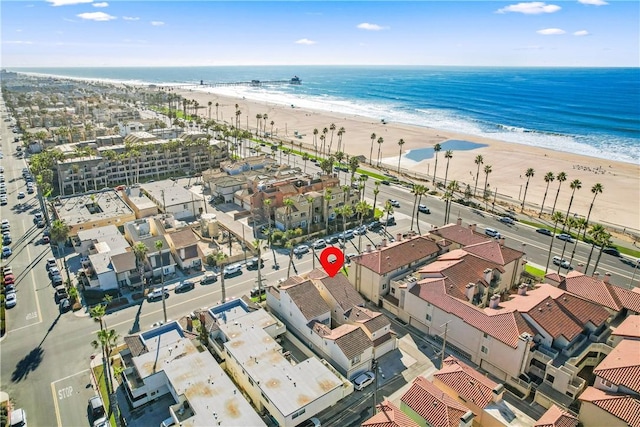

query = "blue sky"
2;0;638;67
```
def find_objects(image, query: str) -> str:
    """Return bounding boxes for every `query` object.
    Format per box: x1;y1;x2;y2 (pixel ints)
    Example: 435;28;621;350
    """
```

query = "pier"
179;76;302;90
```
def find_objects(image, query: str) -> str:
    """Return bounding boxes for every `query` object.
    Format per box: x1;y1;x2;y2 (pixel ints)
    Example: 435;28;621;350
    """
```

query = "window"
351;355;361;364
483;333;488;338
292;409;306;419
382;283;387;290
391;288;396;295
425;314;432;321
481;345;488;354
546;374;555;383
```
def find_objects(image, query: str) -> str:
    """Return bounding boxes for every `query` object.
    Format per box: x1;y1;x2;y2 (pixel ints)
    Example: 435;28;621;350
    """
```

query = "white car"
312;239;327;249
353;371;375;390
293;244;310;255
5;292;17;308
147;287;169;301
17;192;25;199
388;199;400;208
223;263;242;277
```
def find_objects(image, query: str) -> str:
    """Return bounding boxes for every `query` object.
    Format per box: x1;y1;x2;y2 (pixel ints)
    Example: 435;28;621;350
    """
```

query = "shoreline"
172;86;639;232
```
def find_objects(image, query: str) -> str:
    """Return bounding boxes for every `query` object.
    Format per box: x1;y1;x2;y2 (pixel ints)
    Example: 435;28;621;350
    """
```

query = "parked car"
3;234;11;245
45;257;56;271
556;233;574;243
51;274;63;287
353;371;375;391
297;417;321;427
246;257;264;270
312;239;327;250
293;244;310;255
380;216;396;226
250;287;266;298
326;235;340;244
17;192;25;199
1;219;9;231
418;204;430;214
59;298;71;313
174;280;195;293
536;228;552;236
160;417;176;427
88;396;105;424
147;287;169;301
5;292;17;309
353;225;367;235
2;246;11;258
54;286;69;303
9;408;26;427
339;230;354;240
498;216;514;225
200;273;217;285
484;228;501;238
48;266;60;279
223;263;242;277
3;273;15;285
388;199;400;208
367;221;383;231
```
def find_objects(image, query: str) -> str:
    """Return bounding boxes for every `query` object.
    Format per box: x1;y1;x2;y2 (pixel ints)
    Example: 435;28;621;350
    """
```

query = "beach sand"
173;87;639;234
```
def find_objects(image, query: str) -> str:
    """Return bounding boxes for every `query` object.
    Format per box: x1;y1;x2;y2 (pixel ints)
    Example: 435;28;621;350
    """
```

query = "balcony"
170;394;194;424
533;345;559;364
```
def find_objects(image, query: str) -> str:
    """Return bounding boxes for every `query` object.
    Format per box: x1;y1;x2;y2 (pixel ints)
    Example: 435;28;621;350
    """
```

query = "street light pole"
631;258;640;287
372;358;378;416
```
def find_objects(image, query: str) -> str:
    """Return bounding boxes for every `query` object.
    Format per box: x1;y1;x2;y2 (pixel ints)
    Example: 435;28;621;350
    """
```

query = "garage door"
481;359;508;381
409;317;430;334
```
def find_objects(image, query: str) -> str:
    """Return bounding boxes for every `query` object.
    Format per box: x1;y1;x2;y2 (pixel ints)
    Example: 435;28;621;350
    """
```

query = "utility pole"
440;321;452;368
372;358;378;416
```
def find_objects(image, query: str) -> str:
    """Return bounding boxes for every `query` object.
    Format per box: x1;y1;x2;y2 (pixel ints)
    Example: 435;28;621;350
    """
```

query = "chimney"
456;217;462;226
518;284;527;296
459;410;474;427
489;294;500;309
483;268;493;284
576;263;585;273
499;237;505;247
186;317;193;331
465;283;476;302
381;239;387;247
604;273;611;283
199;311;206;326
593;272;600;280
396;233;402;242
366;244;372;253
470;224;477;232
492;384;505;403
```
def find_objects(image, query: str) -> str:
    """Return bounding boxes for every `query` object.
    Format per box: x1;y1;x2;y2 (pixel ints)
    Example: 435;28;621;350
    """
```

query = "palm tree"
591;230;612;276
215;251;228;303
544;211;565;274
91;328;119;418
443;150;453;188
155;240;167;322
324;188;333;234
270;121;275;137
285;239;296;279
539;172;555;217
397;138;405;173
583;183;604;238
376;137;384;166
50;219;70;249
562;179;582;231
551;172;567;215
319;134;326;159
410;184;421;231
312;128;319;157
444;181;460;224
520;168;535;212
337;127;346;153
283;198;295;231
302;153;310;173
255;113;262;135
483;164;492;198
369;133;376;165
89;302;107;331
328;123;336;154
383;201;394;237
321;127;328;157
415;184;428;234
358;174;368;201
132;242;149;288
432;143;442;185
208;101;212;120
569;217;587;266
557;216;577;273
372;181;380;216
215;102;219;121
584;224;606;275
349;157;359;184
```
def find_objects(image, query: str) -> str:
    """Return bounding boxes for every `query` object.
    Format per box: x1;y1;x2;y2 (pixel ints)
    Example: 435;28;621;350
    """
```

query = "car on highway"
484;228;501;238
380;180;390;185
602;247;621;257
2;246;11;258
246;257;264;270
33;212;43;223
223;263;243;277
200;273;217;285
5;292;17;309
174;280;196;293
388;199;400;208
552;256;571;269
293;244;310;255
536;228;553;236
352;371;375;391
312;239;327;250
556;233;574;243
498;216;515;225
147;287;169;301
418;204;431;214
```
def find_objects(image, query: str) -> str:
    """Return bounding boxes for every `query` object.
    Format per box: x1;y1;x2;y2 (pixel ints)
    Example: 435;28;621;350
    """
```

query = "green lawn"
524;264;545;279
92;365;116;427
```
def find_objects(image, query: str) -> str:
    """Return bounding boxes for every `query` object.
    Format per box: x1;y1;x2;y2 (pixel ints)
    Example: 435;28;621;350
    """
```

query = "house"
204;299;352;427
608;315;640;347
349;235;441;305
119;320;266;426
165;228;202;271
533;405;579;427
141;180;204;220
361;400;420;427
400;376;474;427
578;387;640;427
138;235;176;279
592;339;640;396
120;186;159;219
428;220;493;249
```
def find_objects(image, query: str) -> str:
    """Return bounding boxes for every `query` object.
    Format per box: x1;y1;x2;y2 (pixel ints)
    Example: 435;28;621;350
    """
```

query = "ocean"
10;66;640;164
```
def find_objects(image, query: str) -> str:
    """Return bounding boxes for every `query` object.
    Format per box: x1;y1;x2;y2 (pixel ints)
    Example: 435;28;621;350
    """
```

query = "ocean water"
10;66;640;164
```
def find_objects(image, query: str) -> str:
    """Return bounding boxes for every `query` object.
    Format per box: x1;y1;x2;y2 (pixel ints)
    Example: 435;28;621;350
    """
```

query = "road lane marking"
50;369;90;427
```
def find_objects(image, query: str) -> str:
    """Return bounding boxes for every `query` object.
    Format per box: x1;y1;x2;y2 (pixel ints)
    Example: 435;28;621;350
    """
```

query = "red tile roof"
348;306;390;334
401;376;469;427
555;271;640;313
533;404;579;427
430;224;492;247
594;339;640;394
579;386;640;427
611;315;640;339
463;240;524;266
351;236;440;275
435;357;497;409
362;399;420;427
409;279;534;348
526;296;585;341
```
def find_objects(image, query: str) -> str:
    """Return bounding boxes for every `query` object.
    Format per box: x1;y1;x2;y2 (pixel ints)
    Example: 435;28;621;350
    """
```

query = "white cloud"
16;29;22;32
496;2;561;14
515;45;543;50
150;21;165;26
357;23;389;31
573;30;590;36
77;12;116;21
537;28;566;35
122;16;139;21
578;0;608;5
47;0;92;6
93;2;109;7
3;40;34;45
295;38;316;45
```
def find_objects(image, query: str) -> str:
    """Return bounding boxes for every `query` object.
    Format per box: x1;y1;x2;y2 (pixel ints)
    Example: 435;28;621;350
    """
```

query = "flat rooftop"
141;180;203;207
53;189;134;227
133;321;265;427
217;309;343;418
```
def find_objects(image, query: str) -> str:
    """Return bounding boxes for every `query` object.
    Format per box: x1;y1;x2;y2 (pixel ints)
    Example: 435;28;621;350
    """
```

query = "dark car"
367;221;383;231
54;286;69;303
250;287;266;298
59;298;71;313
200;273;217;285
174;280;195;293
246;257;264;270
380;180;391;185
51;274;63;287
327;235;340;245
602;247;621;257
536;228;553;236
88;396;105;423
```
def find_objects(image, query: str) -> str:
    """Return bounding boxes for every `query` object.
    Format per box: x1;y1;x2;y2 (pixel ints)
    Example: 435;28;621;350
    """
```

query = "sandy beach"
173;87;639;234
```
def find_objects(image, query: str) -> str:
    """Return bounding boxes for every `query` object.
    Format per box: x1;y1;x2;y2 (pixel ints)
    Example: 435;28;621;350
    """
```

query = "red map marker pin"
319;247;344;277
